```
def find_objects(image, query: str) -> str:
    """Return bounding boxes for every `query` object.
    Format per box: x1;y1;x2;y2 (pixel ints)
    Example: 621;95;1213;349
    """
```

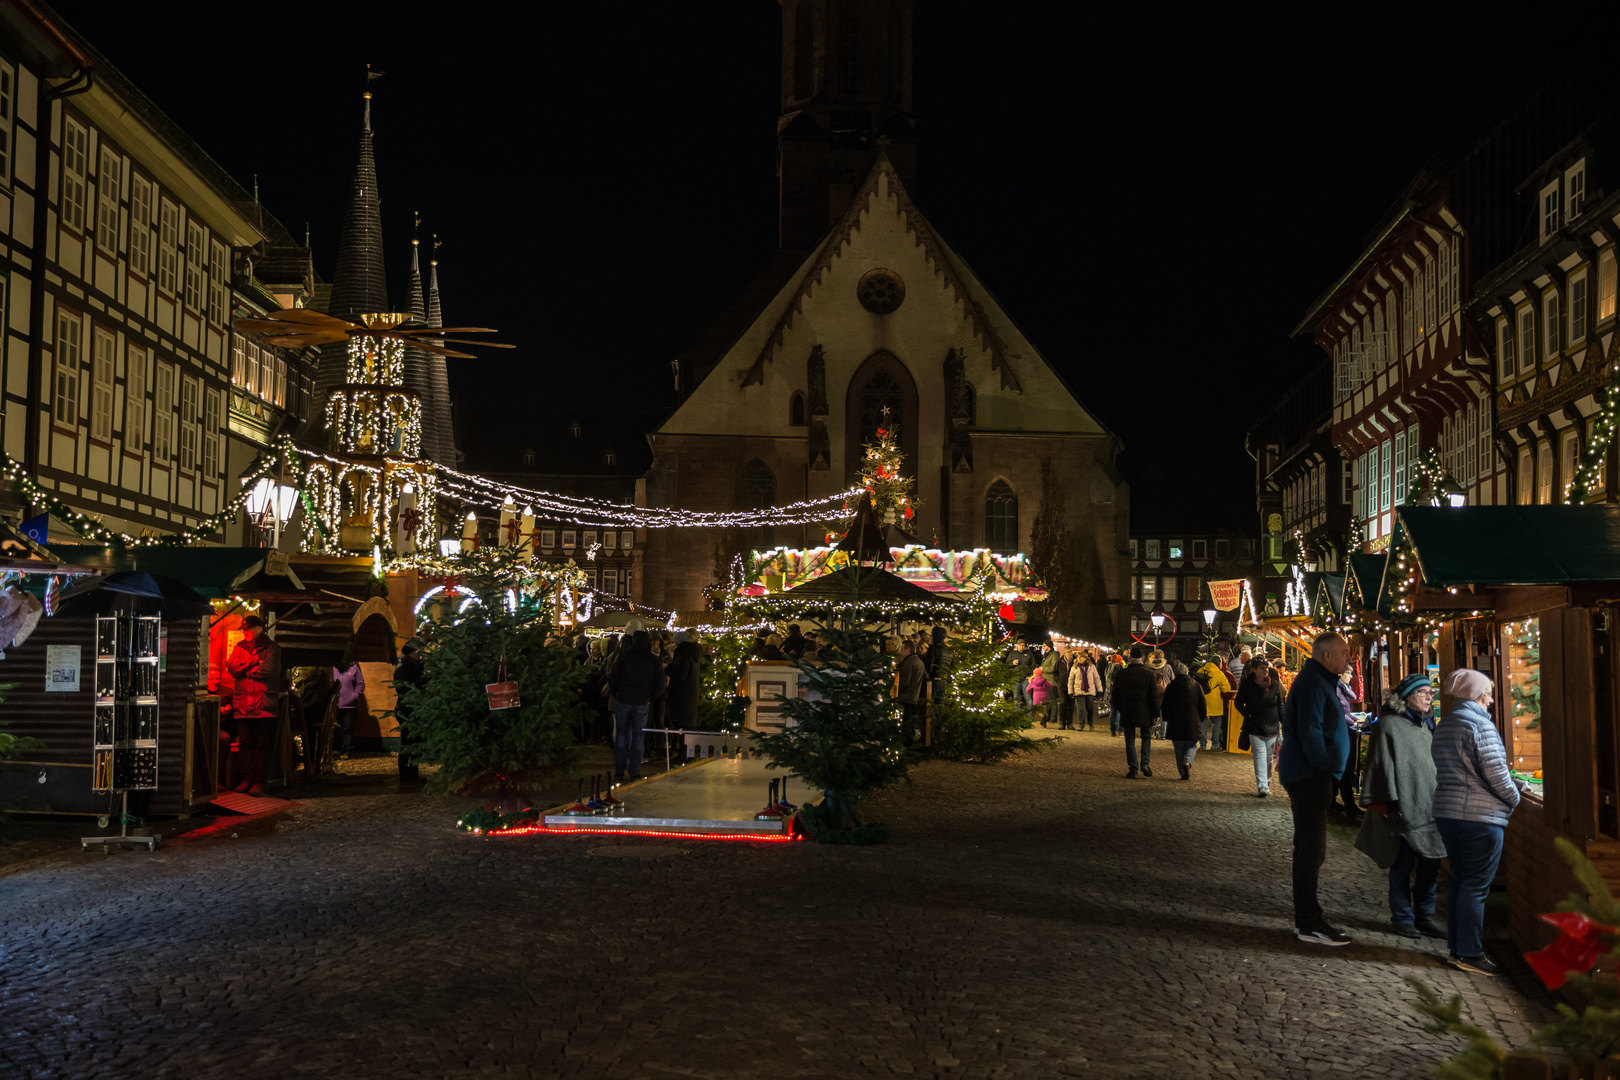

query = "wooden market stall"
1388;505;1620;952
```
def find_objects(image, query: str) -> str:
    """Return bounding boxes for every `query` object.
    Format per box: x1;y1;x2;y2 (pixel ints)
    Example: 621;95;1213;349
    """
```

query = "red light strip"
483;823;803;843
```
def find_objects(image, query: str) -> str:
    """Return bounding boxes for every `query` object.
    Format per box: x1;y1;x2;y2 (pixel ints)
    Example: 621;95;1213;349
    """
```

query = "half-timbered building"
0;5;315;546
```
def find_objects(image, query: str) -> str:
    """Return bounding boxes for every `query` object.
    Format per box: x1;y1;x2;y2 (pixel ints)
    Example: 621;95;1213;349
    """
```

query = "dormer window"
1540;180;1562;242
1567;159;1587;219
604;448;616;467
522;448;535;466
570;421;582;439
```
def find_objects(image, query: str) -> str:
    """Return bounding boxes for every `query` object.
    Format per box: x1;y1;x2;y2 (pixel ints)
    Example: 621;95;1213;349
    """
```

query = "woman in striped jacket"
1430;667;1523;977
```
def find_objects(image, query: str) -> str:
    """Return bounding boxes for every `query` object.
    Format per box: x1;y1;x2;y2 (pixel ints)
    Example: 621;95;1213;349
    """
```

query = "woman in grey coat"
1355;673;1446;939
1431;667;1522;977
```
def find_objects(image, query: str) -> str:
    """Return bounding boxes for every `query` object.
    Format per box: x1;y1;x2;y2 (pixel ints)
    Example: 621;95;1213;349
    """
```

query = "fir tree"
396;550;583;811
754;623;914;830
853;407;918;525
931;638;1057;763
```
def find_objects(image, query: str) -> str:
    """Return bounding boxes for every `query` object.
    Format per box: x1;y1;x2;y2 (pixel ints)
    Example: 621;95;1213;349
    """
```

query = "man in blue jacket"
1280;632;1354;946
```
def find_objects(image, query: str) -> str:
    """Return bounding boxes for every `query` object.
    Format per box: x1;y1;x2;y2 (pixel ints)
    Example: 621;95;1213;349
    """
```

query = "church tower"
317;90;388;411
778;0;916;252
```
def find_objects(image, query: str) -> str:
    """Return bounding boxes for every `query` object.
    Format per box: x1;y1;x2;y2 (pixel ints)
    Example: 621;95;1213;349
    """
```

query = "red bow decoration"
503;518;521;544
876;428;888;438
1526;911;1616;989
903;506;914;519
398;506;423;535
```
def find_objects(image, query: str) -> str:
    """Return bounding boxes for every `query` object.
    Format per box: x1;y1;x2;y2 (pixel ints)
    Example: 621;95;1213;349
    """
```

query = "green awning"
1395;505;1620;587
44;545;302;598
1345;552;1387;612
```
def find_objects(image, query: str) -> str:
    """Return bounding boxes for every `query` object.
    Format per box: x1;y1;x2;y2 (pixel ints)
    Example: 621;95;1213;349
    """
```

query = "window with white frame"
1465;403;1479;486
1570;271;1588;343
1541;181;1562;241
539;529;555;551
1498;317;1515;379
244;338;260;396
1129;539;1137;559
1545;292;1561;357
1141;577;1157;602
54;311;80;426
602;568;618;595
179;375;198;471
272;355;286;407
158;199;178;294
1567;161;1587;219
1518;446;1533;505
1520;308;1536;374
620;530;633;551
1162;576;1178;602
1393;429;1407;507
129;175;151;276
96;147;119;253
1384;290;1399;359
153;362;172;462
91;328;114;440
0;63;14;183
1538;440;1554;504
1185;575;1202;604
61;116;87;233
1145;539;1160;560
230;335;244;388
1402;278;1415;350
1450;237;1461;312
1424;254;1437;336
207;239;226;324
124;345;145;450
1602;250;1617;323
203;388;220;477
1381;438;1392;513
1169;539;1184;560
1478;392;1492;482
184;220;203;309
1130;575;1140;600
1192;538;1206;559
1414;264;1427;339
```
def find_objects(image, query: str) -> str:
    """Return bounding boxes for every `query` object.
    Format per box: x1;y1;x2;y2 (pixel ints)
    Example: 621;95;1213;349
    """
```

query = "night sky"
57;1;1578;528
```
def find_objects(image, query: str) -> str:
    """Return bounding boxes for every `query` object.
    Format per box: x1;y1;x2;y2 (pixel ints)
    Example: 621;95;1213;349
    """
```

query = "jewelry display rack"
84;612;162;852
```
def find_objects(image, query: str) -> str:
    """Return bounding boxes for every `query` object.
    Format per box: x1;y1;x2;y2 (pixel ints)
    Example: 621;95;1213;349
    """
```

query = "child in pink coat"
1028;667;1054;726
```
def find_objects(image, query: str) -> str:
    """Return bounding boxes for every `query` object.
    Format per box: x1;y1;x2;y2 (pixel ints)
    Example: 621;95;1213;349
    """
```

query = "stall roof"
1345;551;1389;615
1396;506;1620;587
45;545;302;598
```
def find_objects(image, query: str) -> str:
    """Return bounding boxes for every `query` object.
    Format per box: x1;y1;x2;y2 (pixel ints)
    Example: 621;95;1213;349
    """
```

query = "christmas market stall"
1381;504;1620;953
0;544;281;819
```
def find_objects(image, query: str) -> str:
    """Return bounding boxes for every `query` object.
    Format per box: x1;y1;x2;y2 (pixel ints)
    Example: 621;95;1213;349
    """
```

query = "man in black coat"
607;630;667;782
1111;646;1162;778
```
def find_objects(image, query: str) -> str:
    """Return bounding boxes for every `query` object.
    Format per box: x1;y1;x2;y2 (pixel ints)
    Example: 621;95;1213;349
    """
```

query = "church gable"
658;154;1107;446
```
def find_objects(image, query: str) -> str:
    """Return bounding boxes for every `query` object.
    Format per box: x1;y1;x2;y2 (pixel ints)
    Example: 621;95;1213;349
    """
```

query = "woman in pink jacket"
1028;667;1056;726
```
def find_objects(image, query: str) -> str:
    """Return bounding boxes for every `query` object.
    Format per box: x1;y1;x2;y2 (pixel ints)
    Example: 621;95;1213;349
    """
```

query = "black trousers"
1074;695;1095;729
1286;772;1334;927
336;707;357;754
901;701;925;745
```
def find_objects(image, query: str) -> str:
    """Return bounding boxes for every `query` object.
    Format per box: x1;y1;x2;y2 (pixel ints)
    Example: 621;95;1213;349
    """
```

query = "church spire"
402;215;437;458
318;84;389;409
423;240;456;464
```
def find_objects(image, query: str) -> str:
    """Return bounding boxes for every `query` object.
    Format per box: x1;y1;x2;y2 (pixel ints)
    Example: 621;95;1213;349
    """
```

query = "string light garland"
1569;371;1620;503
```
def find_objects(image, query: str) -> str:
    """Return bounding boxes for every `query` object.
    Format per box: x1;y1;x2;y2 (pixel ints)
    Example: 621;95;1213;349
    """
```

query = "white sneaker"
1295;922;1352;946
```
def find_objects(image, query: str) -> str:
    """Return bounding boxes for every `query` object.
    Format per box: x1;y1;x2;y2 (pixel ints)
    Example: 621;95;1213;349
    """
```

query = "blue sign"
19;513;48;545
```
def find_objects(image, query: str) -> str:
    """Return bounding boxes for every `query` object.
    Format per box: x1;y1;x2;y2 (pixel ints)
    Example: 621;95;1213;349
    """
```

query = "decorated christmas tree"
1511;621;1541;731
852;407;917;527
394;549;583;812
931;637;1056;764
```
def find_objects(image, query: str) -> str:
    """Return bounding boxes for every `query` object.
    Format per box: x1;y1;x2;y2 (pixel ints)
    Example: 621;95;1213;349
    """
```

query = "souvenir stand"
1386;505;1620;953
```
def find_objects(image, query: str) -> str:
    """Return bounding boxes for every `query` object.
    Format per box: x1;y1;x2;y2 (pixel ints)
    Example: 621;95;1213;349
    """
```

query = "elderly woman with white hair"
1431;667;1523;977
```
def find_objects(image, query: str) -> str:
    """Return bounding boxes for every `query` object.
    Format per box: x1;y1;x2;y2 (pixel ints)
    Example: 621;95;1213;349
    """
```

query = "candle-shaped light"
498;496;517;547
521;505;536;561
397;484;418;555
461;510;479;552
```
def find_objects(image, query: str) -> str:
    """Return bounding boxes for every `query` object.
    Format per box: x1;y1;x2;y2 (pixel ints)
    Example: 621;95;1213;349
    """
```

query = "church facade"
639;0;1128;639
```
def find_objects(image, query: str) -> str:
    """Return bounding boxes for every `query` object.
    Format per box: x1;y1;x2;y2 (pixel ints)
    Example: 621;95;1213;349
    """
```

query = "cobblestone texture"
0;730;1556;1079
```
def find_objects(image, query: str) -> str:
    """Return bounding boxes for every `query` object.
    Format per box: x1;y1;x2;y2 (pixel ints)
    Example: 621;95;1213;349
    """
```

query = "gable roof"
1396;505;1620;587
739;151;1022;393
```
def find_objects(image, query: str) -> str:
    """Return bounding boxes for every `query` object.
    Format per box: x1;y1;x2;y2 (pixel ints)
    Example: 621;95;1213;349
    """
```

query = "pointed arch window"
985;480;1018;554
739;458;778;549
857;369;903;446
789;392;806;427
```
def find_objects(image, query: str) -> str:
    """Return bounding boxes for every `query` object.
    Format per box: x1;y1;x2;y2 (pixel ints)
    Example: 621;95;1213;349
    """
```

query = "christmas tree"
754;624;914;832
394;549;584;812
852;407;917;526
1511;621;1541;731
931;637;1056;764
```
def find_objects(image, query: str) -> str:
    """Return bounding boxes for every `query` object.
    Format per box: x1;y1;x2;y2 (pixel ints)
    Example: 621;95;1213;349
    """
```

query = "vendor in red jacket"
226;615;280;795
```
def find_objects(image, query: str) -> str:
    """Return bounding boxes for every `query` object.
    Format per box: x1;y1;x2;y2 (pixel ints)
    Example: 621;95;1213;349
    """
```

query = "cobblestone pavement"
0;729;1555;1079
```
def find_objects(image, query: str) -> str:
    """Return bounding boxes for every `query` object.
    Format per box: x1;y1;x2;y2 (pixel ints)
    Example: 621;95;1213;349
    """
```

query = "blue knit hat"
1393;673;1433;700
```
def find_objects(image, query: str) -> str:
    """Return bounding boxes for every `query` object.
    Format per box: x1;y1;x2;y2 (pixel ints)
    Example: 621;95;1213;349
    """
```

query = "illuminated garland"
752;544;1044;595
1;444;292;548
1569;371;1620;503
436;467;864;530
1405;448;1456;506
325;386;423;457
